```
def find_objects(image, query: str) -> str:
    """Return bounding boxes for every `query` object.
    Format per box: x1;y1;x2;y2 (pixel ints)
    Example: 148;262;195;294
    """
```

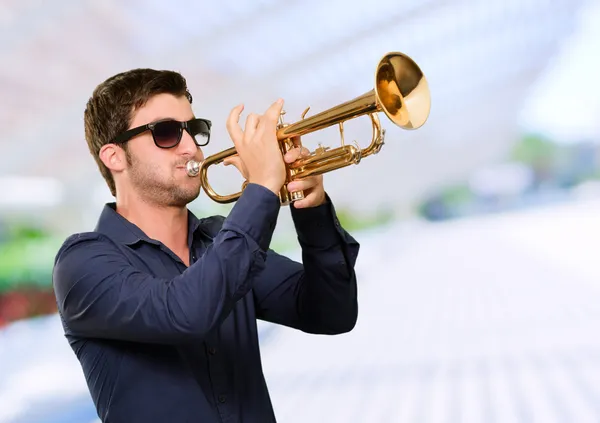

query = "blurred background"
2;0;600;421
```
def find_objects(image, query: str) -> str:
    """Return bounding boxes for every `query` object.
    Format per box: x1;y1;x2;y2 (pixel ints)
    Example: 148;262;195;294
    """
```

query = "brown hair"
84;69;193;196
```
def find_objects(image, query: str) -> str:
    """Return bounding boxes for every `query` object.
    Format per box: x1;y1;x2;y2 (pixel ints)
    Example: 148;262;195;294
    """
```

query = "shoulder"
54;231;117;264
52;231;125;302
53;231;122;284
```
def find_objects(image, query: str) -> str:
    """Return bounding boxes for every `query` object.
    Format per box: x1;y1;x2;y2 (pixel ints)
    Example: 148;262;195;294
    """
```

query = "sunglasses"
113;118;211;148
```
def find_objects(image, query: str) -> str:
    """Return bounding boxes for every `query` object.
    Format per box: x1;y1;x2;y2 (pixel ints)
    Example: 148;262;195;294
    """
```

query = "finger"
244;113;260;140
223;155;248;178
260;99;284;126
226;104;245;143
245;113;260;130
290;137;310;156
292;199;308;209
287;177;317;193
284;146;310;163
284;146;303;163
288;136;308;154
292;193;318;209
222;154;239;166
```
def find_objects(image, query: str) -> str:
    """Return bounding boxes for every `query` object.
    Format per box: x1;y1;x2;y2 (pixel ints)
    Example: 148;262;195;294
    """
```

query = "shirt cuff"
290;193;344;247
222;183;281;251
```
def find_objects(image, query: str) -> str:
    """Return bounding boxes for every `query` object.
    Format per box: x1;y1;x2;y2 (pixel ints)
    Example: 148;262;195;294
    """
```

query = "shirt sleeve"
53;183;280;344
252;193;360;334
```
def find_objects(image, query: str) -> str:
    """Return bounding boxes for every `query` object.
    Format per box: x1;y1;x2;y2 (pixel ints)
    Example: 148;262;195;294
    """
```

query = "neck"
115;191;190;259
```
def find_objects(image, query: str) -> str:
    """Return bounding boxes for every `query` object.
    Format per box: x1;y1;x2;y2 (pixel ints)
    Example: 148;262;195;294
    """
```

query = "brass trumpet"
186;51;431;205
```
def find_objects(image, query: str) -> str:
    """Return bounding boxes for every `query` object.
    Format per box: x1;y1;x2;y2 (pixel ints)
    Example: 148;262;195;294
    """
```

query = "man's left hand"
284;138;326;209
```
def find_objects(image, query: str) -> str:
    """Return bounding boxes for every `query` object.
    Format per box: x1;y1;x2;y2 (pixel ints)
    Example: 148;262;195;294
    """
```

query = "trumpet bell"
375;52;431;130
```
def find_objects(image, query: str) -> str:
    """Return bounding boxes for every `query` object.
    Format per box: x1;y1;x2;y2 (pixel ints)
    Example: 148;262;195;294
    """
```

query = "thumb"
223;155;248;178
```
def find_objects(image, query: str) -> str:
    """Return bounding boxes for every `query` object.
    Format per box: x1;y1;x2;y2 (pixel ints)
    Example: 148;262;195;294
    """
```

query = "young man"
52;69;360;423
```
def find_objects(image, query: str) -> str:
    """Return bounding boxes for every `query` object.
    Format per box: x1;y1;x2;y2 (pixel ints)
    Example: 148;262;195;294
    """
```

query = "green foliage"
0;205;395;291
437;184;473;206
270;207;396;253
510;133;560;165
0;225;61;293
335;207;395;232
8;224;50;240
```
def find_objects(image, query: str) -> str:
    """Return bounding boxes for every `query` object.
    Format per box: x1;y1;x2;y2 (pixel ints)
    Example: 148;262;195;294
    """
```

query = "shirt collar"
95;203;207;246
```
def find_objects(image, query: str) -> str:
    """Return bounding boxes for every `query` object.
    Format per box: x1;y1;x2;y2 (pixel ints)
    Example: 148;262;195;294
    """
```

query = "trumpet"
186;51;431;205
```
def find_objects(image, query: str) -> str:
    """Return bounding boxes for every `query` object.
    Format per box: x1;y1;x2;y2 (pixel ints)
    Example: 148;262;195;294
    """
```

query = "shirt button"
218;394;227;403
208;347;217;355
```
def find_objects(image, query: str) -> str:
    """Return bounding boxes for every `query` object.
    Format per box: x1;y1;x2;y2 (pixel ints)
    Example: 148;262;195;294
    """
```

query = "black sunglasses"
113;118;211;148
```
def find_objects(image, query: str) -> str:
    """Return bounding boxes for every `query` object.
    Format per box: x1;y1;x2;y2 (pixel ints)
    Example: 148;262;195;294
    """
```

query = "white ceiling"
0;0;590;227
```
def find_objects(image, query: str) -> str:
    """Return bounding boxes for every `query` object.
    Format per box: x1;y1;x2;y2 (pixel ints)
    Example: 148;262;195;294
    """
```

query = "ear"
99;144;127;172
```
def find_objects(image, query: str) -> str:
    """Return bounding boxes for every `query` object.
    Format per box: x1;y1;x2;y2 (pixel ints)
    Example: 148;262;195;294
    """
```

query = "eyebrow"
150;115;196;124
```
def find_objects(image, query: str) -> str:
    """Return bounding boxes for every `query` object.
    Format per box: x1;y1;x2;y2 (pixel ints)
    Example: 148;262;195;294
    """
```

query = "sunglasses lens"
153;121;182;148
188;119;211;147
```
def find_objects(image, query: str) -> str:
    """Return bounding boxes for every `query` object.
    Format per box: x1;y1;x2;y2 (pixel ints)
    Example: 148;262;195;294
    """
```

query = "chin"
171;187;201;207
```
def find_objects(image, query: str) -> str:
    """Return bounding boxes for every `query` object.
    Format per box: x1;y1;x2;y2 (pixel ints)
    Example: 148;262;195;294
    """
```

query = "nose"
178;130;203;160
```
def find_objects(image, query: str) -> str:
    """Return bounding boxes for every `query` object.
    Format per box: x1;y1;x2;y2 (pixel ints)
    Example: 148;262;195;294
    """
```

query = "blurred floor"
261;198;600;423
2;197;600;422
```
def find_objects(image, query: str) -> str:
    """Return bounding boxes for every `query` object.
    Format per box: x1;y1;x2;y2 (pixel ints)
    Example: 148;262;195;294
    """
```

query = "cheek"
134;146;167;171
129;152;165;177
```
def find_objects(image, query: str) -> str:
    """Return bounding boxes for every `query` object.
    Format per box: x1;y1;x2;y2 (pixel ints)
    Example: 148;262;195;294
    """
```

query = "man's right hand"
225;99;286;197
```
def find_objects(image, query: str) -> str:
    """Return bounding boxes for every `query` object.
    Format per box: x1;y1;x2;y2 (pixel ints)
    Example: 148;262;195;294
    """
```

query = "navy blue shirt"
53;183;359;423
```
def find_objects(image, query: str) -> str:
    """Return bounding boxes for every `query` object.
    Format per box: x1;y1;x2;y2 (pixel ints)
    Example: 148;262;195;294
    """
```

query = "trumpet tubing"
187;51;431;205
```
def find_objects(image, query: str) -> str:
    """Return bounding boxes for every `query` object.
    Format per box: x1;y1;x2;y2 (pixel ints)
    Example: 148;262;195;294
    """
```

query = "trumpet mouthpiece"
186;160;201;177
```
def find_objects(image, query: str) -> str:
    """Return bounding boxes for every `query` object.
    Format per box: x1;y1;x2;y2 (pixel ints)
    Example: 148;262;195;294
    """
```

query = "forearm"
291;194;360;333
60;237;265;342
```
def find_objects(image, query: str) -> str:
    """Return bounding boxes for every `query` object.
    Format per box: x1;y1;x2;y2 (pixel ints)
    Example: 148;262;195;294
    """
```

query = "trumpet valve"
315;143;330;155
278;109;287;127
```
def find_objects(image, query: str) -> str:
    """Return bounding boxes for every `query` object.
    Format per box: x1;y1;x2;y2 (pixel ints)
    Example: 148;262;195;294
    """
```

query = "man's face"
124;93;205;207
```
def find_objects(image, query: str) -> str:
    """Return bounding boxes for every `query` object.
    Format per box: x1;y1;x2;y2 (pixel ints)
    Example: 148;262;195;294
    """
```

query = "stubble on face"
126;149;201;208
